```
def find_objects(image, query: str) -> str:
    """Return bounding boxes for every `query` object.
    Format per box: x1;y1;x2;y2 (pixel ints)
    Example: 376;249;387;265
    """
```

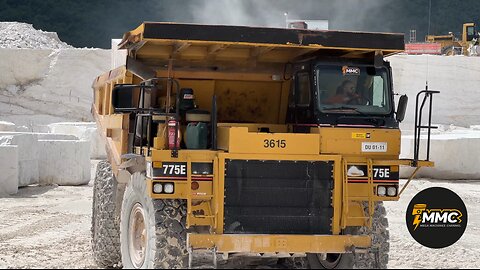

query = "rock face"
0;22;72;49
388;54;480;129
0;48;110;126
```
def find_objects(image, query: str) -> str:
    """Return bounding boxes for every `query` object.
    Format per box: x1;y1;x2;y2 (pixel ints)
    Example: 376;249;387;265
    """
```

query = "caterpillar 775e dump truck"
91;22;437;269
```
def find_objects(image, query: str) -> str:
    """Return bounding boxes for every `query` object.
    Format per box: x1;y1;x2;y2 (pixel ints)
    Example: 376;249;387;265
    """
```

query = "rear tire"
120;172;188;269
91;160;122;268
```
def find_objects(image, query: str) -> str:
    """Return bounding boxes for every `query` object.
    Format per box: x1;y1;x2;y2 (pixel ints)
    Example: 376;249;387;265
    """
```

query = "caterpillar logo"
411;204;463;231
406;187;468;249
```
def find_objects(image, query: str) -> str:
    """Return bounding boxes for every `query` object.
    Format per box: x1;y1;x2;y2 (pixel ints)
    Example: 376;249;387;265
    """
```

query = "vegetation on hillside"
0;0;478;48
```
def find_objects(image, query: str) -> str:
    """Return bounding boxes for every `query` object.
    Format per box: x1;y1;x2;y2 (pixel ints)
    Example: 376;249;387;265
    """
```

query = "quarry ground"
0;161;479;269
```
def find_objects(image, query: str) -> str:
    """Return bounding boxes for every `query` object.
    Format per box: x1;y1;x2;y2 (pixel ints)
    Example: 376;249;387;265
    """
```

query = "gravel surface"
1;175;478;269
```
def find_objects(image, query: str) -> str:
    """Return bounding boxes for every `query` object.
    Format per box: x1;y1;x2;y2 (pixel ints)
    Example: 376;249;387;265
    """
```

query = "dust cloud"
161;0;394;31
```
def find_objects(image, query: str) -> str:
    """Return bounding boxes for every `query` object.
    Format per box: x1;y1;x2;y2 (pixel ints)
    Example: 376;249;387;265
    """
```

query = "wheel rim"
317;253;342;269
128;203;147;268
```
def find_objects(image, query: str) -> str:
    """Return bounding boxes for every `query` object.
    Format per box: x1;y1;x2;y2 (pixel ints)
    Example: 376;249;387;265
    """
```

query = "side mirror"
396;94;408;122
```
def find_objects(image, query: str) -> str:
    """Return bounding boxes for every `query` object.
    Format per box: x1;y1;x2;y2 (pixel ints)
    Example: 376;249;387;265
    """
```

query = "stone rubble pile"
0;22;72;49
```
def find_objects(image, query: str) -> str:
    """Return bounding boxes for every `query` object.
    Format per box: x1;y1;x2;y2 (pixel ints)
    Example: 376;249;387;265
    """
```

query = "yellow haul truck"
91;22;437;269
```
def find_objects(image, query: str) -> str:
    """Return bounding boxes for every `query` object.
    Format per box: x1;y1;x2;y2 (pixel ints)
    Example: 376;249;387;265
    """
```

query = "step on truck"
91;22;437;269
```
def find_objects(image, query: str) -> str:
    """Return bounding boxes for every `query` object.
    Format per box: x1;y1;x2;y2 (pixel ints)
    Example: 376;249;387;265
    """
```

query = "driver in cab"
325;80;362;105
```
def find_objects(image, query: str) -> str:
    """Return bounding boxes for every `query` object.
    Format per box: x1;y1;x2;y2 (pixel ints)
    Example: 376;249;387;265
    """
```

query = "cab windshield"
316;65;392;115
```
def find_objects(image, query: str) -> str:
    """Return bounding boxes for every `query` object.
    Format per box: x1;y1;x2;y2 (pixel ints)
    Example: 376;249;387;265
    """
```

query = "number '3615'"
263;139;286;148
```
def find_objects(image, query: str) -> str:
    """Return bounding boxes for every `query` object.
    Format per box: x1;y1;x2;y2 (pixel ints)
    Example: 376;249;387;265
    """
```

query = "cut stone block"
38;140;90;186
0;121;15;131
48;122;106;159
400;131;480;179
32;125;51;133
18;160;39;187
0;145;19;196
37;133;77;140
0;133;38;161
15;125;30;132
0;131;77;140
0;133;39;186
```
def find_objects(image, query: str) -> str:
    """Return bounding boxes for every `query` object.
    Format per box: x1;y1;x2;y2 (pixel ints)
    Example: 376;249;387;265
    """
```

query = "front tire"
120;172;188;269
305;202;389;269
306;253;354;269
91;160;122;268
354;202;390;269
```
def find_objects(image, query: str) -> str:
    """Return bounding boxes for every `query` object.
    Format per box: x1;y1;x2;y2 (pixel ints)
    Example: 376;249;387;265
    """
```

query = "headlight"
164;183;175;194
153;183;163;194
387;187;397;197
377;186;387;196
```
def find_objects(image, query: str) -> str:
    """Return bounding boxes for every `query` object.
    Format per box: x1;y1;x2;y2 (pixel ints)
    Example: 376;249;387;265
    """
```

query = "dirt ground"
1;163;479;269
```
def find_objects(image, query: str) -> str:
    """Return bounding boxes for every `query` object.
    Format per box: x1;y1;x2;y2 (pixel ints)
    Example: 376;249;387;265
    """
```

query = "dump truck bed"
119;22;404;67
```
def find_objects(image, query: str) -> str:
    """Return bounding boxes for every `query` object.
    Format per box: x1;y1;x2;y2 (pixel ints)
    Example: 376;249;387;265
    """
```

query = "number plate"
362;142;387;152
263;139;287;149
159;162;187;177
373;166;391;180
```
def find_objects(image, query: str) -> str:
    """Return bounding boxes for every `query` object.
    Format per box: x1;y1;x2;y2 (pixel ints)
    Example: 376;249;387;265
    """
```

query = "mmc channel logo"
406;187;467;249
411;204;463;231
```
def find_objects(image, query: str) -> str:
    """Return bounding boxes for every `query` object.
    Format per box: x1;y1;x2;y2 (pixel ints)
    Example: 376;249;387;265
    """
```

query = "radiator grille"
224;160;334;234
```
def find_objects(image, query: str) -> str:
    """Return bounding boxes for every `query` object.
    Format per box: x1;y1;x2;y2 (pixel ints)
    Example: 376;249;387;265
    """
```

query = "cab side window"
296;72;311;107
286;72;313;126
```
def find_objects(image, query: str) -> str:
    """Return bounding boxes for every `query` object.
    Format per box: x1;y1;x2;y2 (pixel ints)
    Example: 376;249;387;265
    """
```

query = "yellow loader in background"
425;22;478;55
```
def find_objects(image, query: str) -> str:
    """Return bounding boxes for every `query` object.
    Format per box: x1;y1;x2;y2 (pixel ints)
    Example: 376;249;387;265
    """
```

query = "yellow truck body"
91;22;434;269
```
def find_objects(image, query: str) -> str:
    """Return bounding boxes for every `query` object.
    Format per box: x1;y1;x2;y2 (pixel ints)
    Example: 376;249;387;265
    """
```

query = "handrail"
367;159;374;228
413;87;440;166
126;77;180;157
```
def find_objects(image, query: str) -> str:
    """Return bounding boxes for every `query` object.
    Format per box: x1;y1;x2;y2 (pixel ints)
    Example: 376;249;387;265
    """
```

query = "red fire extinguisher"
168;119;181;149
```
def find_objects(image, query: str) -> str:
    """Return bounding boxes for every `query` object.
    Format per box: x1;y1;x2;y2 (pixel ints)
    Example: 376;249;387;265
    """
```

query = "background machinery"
424;22;478;55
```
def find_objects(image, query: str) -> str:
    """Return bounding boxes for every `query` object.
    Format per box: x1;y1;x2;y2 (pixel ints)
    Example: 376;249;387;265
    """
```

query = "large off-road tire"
305;202;389;269
120;172;188;269
91;160;122;268
307;252;355;269
354;202;390;269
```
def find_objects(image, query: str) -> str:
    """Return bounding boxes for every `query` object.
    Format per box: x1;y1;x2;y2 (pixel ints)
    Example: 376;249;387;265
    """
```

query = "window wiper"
322;106;367;116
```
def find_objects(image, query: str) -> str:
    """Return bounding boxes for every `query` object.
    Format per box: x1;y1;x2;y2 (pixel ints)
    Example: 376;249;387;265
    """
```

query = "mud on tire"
91;160;122;268
120;172;188;269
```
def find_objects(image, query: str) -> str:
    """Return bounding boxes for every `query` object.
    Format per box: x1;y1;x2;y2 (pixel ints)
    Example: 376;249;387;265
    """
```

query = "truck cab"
288;59;398;128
